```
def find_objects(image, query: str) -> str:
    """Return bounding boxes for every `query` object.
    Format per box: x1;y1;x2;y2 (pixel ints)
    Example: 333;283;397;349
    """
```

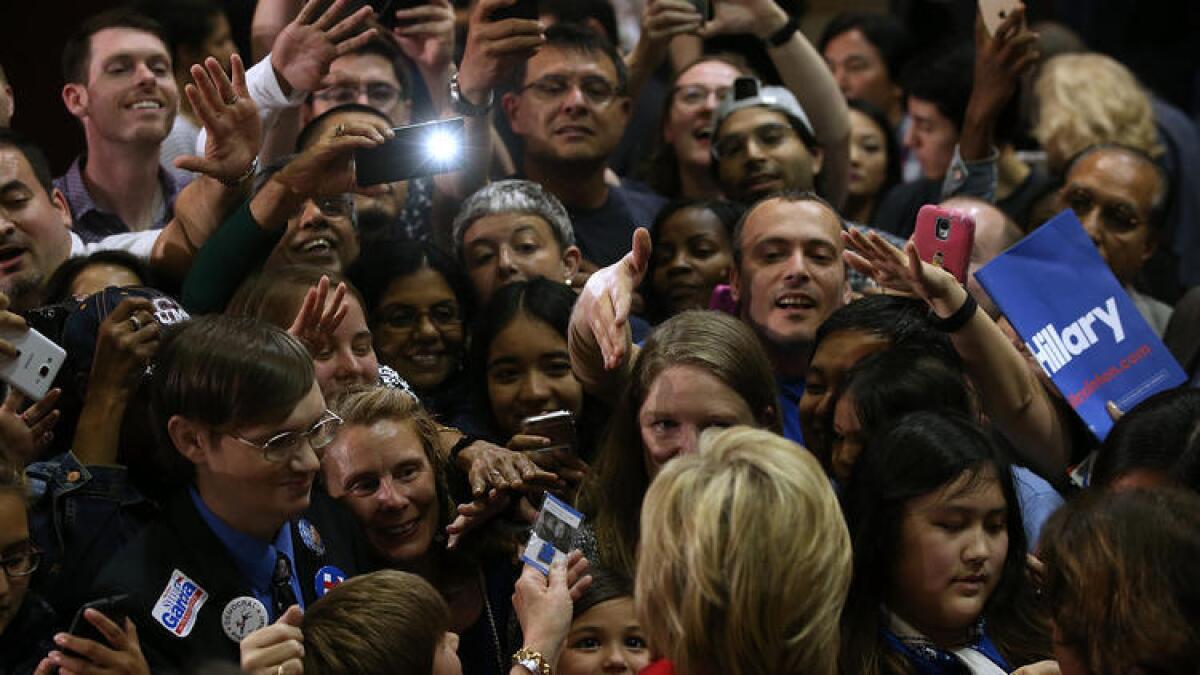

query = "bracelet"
217;157;258;187
929;293;978;333
448;433;481;467
512;647;551;675
765;16;799;47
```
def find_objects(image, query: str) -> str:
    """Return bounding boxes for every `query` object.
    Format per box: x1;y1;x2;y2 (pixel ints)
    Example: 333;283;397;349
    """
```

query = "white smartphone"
979;0;1022;36
0;326;66;400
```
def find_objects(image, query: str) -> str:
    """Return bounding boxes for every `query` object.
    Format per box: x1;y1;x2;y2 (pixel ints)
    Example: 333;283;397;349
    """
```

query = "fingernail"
54;633;67;645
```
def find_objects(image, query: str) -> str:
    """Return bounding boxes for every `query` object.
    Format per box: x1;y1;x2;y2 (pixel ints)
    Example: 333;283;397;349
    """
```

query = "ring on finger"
334;123;346;137
128;315;143;332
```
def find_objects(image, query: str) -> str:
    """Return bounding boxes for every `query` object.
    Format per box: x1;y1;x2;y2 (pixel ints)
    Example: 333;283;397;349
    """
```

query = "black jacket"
93;488;372;673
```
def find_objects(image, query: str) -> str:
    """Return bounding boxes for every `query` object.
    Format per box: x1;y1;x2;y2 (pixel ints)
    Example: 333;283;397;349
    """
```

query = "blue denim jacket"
25;452;157;617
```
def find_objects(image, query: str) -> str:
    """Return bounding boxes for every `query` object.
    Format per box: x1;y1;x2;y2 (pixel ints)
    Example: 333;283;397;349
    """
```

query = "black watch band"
929;293;978;333
765;16;799;47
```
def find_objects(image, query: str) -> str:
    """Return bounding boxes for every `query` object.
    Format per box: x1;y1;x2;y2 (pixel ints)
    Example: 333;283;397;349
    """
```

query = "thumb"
279;605;304;626
627;227;652;280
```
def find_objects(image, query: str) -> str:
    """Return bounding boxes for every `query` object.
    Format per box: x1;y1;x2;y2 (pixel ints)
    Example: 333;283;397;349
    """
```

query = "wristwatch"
512;647;552;675
449;70;493;117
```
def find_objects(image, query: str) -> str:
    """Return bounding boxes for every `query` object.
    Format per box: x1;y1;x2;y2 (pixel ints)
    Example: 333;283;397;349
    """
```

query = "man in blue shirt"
93;315;370;670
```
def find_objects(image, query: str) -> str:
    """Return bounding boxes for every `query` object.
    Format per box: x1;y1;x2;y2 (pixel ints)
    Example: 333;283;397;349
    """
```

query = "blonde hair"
1033;53;1161;173
635;427;851;675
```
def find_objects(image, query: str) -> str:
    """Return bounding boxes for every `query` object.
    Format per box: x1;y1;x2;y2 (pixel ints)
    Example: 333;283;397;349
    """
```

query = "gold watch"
512;647;551;675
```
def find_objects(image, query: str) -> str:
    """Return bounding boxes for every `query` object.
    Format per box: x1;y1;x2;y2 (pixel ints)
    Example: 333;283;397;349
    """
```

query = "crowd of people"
0;0;1198;674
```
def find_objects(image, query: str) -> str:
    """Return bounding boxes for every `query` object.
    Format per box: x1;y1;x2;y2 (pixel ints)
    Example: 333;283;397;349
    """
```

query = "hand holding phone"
355;117;467;186
979;0;1022;36
520;410;577;454
912;205;976;285
0;325;65;401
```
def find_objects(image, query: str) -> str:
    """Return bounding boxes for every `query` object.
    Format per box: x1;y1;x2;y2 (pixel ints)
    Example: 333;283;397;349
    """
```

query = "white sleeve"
69;230;160;260
194;52;307;154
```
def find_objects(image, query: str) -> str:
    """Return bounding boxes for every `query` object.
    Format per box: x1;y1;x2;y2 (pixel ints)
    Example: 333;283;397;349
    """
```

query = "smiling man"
502;23;664;268
93;316;370;669
57;9;186;243
711;78;824;207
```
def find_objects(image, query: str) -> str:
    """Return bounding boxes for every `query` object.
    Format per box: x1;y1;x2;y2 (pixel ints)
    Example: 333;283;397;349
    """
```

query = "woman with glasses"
0;457;56;673
91;315;372;670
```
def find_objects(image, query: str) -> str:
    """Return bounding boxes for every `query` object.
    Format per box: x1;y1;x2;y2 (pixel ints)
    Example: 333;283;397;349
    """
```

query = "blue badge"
298;518;325;556
314;565;347;598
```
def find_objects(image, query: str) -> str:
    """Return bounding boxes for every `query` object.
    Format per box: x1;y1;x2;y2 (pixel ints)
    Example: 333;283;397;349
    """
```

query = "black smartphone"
490;0;538;22
689;0;714;23
355;117;467;186
67;594;132;653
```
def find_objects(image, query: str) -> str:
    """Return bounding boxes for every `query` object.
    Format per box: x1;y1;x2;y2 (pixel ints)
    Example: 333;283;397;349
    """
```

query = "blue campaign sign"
976;210;1186;440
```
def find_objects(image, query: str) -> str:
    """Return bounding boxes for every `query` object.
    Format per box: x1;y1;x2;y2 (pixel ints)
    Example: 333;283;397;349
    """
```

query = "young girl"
645;200;741;322
469;278;599;465
839;410;1049;674
557;569;651;675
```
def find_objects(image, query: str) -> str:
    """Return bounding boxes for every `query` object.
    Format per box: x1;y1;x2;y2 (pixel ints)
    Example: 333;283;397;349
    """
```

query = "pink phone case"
912;205;975;285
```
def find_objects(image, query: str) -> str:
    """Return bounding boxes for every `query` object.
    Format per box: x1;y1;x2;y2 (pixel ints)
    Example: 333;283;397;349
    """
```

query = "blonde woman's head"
1033;53;1161;173
635;426;851;675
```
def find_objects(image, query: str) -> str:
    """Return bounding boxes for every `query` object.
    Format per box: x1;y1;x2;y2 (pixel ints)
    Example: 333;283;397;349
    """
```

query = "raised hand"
700;0;790;40
641;0;703;44
456;0;546;106
272;117;393;197
272;0;377;94
842;228;959;306
175;54;262;184
287;275;349;356
2;388;60;461
389;0;456;73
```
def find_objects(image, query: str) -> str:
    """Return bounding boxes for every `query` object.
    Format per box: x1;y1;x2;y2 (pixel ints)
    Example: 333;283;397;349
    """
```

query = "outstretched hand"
641;0;703;43
700;0;790;40
273;118;393;198
575;228;652;370
272;0;377;94
970;5;1039;122
388;0;456;73
175;54;261;183
456;0;546;105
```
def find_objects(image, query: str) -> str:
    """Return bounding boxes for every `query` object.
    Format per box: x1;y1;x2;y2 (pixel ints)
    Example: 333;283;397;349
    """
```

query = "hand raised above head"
273;0;378;94
456;0;546;106
176;54;262;185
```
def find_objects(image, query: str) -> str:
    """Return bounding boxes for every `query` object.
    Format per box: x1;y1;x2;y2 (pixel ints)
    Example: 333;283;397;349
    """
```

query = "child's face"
888;468;1009;646
557;597;651;675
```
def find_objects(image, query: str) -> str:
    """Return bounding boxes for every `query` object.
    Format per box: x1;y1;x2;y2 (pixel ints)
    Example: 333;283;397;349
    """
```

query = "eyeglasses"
229;411;344;463
1062;187;1144;234
519;75;622;107
377;303;463;333
672;84;731;109
712;122;798;160
313;82;405;109
0;544;41;578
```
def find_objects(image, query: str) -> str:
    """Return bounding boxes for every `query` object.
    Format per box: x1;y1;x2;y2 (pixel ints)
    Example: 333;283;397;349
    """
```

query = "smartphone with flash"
355;117;467;186
912;205;976;285
521;410;576;454
0;326;65;401
979;0;1022;36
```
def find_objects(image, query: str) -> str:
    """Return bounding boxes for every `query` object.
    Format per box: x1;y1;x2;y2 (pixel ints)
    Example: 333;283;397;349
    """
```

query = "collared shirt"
188;487;304;620
54;156;186;243
776;375;805;445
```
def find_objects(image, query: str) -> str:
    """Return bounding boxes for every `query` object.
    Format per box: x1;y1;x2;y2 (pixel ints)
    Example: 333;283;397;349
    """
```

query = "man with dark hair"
1059;144;1173;334
818;12;913;131
502;22;665;268
58;9;184;243
306;42;414;127
93;315;371;669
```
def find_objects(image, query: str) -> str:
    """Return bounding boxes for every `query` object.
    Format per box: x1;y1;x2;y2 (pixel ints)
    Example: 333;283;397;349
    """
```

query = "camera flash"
425;129;460;163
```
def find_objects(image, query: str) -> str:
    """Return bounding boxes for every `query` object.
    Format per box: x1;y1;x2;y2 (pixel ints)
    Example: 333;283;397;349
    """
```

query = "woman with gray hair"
450;180;583;303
